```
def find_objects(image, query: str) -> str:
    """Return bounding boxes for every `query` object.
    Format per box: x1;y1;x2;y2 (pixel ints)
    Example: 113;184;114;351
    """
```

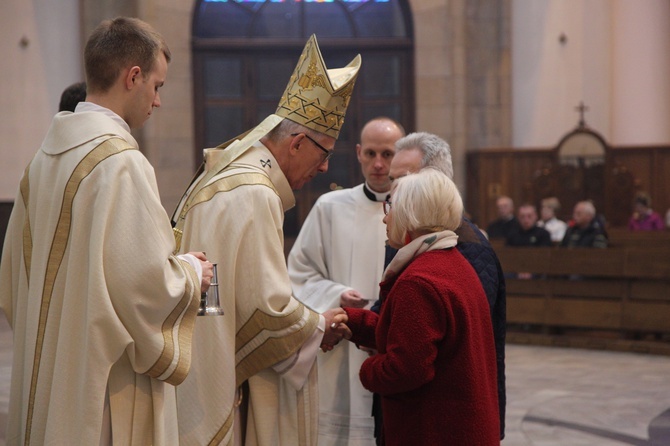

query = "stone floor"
1;314;669;445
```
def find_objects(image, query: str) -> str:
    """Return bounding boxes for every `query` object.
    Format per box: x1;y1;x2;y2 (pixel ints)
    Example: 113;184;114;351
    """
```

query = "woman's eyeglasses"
383;198;392;215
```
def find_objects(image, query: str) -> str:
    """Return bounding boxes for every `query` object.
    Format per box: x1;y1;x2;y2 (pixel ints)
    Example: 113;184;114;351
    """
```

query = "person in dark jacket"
371;132;506;441
507;203;552;247
487;195;521;240
560;200;608;248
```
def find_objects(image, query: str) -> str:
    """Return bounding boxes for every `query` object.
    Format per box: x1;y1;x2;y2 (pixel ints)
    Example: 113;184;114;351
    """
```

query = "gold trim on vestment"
235;308;320;386
20;164;32;283
236;302;306;351
171;260;200;383
173;171;278;253
188;171;277;215
149;258;200;385
297;371;307;445
208;407;234;446
24;137;134;445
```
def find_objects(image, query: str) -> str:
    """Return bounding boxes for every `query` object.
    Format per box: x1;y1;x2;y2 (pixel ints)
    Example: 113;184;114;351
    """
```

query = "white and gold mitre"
276;34;361;139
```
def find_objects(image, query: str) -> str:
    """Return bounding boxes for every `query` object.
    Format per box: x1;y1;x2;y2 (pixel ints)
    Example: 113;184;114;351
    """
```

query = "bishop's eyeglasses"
291;133;334;163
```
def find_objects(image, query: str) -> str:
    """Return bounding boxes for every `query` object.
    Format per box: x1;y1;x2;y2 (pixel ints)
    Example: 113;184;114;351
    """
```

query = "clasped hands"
320;308;352;352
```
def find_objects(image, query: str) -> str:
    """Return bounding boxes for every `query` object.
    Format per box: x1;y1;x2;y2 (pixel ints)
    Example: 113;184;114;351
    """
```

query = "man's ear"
355;143;362;161
289;134;302;156
125;66;142;89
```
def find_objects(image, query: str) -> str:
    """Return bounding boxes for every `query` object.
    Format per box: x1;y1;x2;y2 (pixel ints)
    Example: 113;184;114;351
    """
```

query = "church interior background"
1;0;669;246
1;2;670;444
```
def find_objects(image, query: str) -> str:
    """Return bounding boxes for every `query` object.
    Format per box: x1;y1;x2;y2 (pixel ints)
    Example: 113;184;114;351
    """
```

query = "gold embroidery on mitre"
298;61;328;90
276;34;361;139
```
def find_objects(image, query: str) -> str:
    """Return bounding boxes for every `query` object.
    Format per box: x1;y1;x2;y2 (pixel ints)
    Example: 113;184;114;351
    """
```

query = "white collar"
364;182;390;202
75;102;131;134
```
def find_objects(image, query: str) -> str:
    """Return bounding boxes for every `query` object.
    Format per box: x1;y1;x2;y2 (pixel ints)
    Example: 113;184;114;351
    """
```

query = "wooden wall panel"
465;148;553;227
466;145;670;229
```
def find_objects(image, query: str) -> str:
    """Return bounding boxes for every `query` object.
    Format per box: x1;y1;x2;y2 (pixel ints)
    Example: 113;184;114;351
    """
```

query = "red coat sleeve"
358;276;447;396
344;308;379;349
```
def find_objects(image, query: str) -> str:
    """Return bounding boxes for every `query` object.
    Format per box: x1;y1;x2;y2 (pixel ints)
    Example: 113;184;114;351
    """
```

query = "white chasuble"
175;143;321;446
0;111;200;445
288;185;387;446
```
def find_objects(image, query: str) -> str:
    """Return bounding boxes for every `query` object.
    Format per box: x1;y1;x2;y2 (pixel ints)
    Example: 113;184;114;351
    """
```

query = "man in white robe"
172;35;360;445
288;118;405;445
0;18;213;445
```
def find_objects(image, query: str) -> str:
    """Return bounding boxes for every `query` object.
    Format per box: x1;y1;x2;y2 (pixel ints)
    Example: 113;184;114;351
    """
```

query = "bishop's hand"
321;307;351;352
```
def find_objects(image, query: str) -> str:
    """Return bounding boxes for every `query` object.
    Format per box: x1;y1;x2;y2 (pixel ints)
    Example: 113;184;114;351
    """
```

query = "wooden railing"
494;238;670;355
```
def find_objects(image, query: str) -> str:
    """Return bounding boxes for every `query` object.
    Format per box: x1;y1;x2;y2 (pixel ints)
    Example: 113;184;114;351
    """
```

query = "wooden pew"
607;228;670;249
495;244;670;355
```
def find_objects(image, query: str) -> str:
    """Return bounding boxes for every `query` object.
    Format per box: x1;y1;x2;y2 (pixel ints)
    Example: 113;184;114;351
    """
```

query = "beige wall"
411;0;511;193
0;0;512;208
3;0;667;211
138;1;197;214
512;0;670;148
125;0;511;210
512;0;613;147
611;0;670;145
143;0;512;209
0;0;81;201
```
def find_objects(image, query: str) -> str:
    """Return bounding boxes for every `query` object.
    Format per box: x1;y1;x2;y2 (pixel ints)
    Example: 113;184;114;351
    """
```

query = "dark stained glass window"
192;0;414;238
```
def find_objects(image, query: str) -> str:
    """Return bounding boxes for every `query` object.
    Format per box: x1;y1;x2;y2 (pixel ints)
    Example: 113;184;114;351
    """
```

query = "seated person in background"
628;192;665;231
506;203;552;247
560;200;608;248
486;195;521;240
342;168;500;446
537;196;567;242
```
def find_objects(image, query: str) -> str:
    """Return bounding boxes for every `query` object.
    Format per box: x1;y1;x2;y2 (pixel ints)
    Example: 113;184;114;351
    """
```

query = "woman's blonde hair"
387;168;463;245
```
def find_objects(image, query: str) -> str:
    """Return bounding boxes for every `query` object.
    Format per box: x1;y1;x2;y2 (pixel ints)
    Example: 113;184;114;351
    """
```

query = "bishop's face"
286;132;334;190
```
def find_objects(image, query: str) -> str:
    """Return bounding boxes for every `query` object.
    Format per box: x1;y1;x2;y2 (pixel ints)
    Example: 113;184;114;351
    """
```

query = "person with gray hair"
391;131;453;180
560;200;608;248
372;131;507;440
343;168;500;445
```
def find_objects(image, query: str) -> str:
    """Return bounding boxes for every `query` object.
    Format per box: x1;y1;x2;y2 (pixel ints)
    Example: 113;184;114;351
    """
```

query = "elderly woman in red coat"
342;168;500;445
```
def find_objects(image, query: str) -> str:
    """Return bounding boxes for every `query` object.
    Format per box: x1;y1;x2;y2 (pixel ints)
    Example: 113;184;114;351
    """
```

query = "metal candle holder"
198;263;224;316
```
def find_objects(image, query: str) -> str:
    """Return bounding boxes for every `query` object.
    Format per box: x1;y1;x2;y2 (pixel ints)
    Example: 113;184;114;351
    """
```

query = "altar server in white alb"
172;35;360;445
288;117;405;445
0;17;214;445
